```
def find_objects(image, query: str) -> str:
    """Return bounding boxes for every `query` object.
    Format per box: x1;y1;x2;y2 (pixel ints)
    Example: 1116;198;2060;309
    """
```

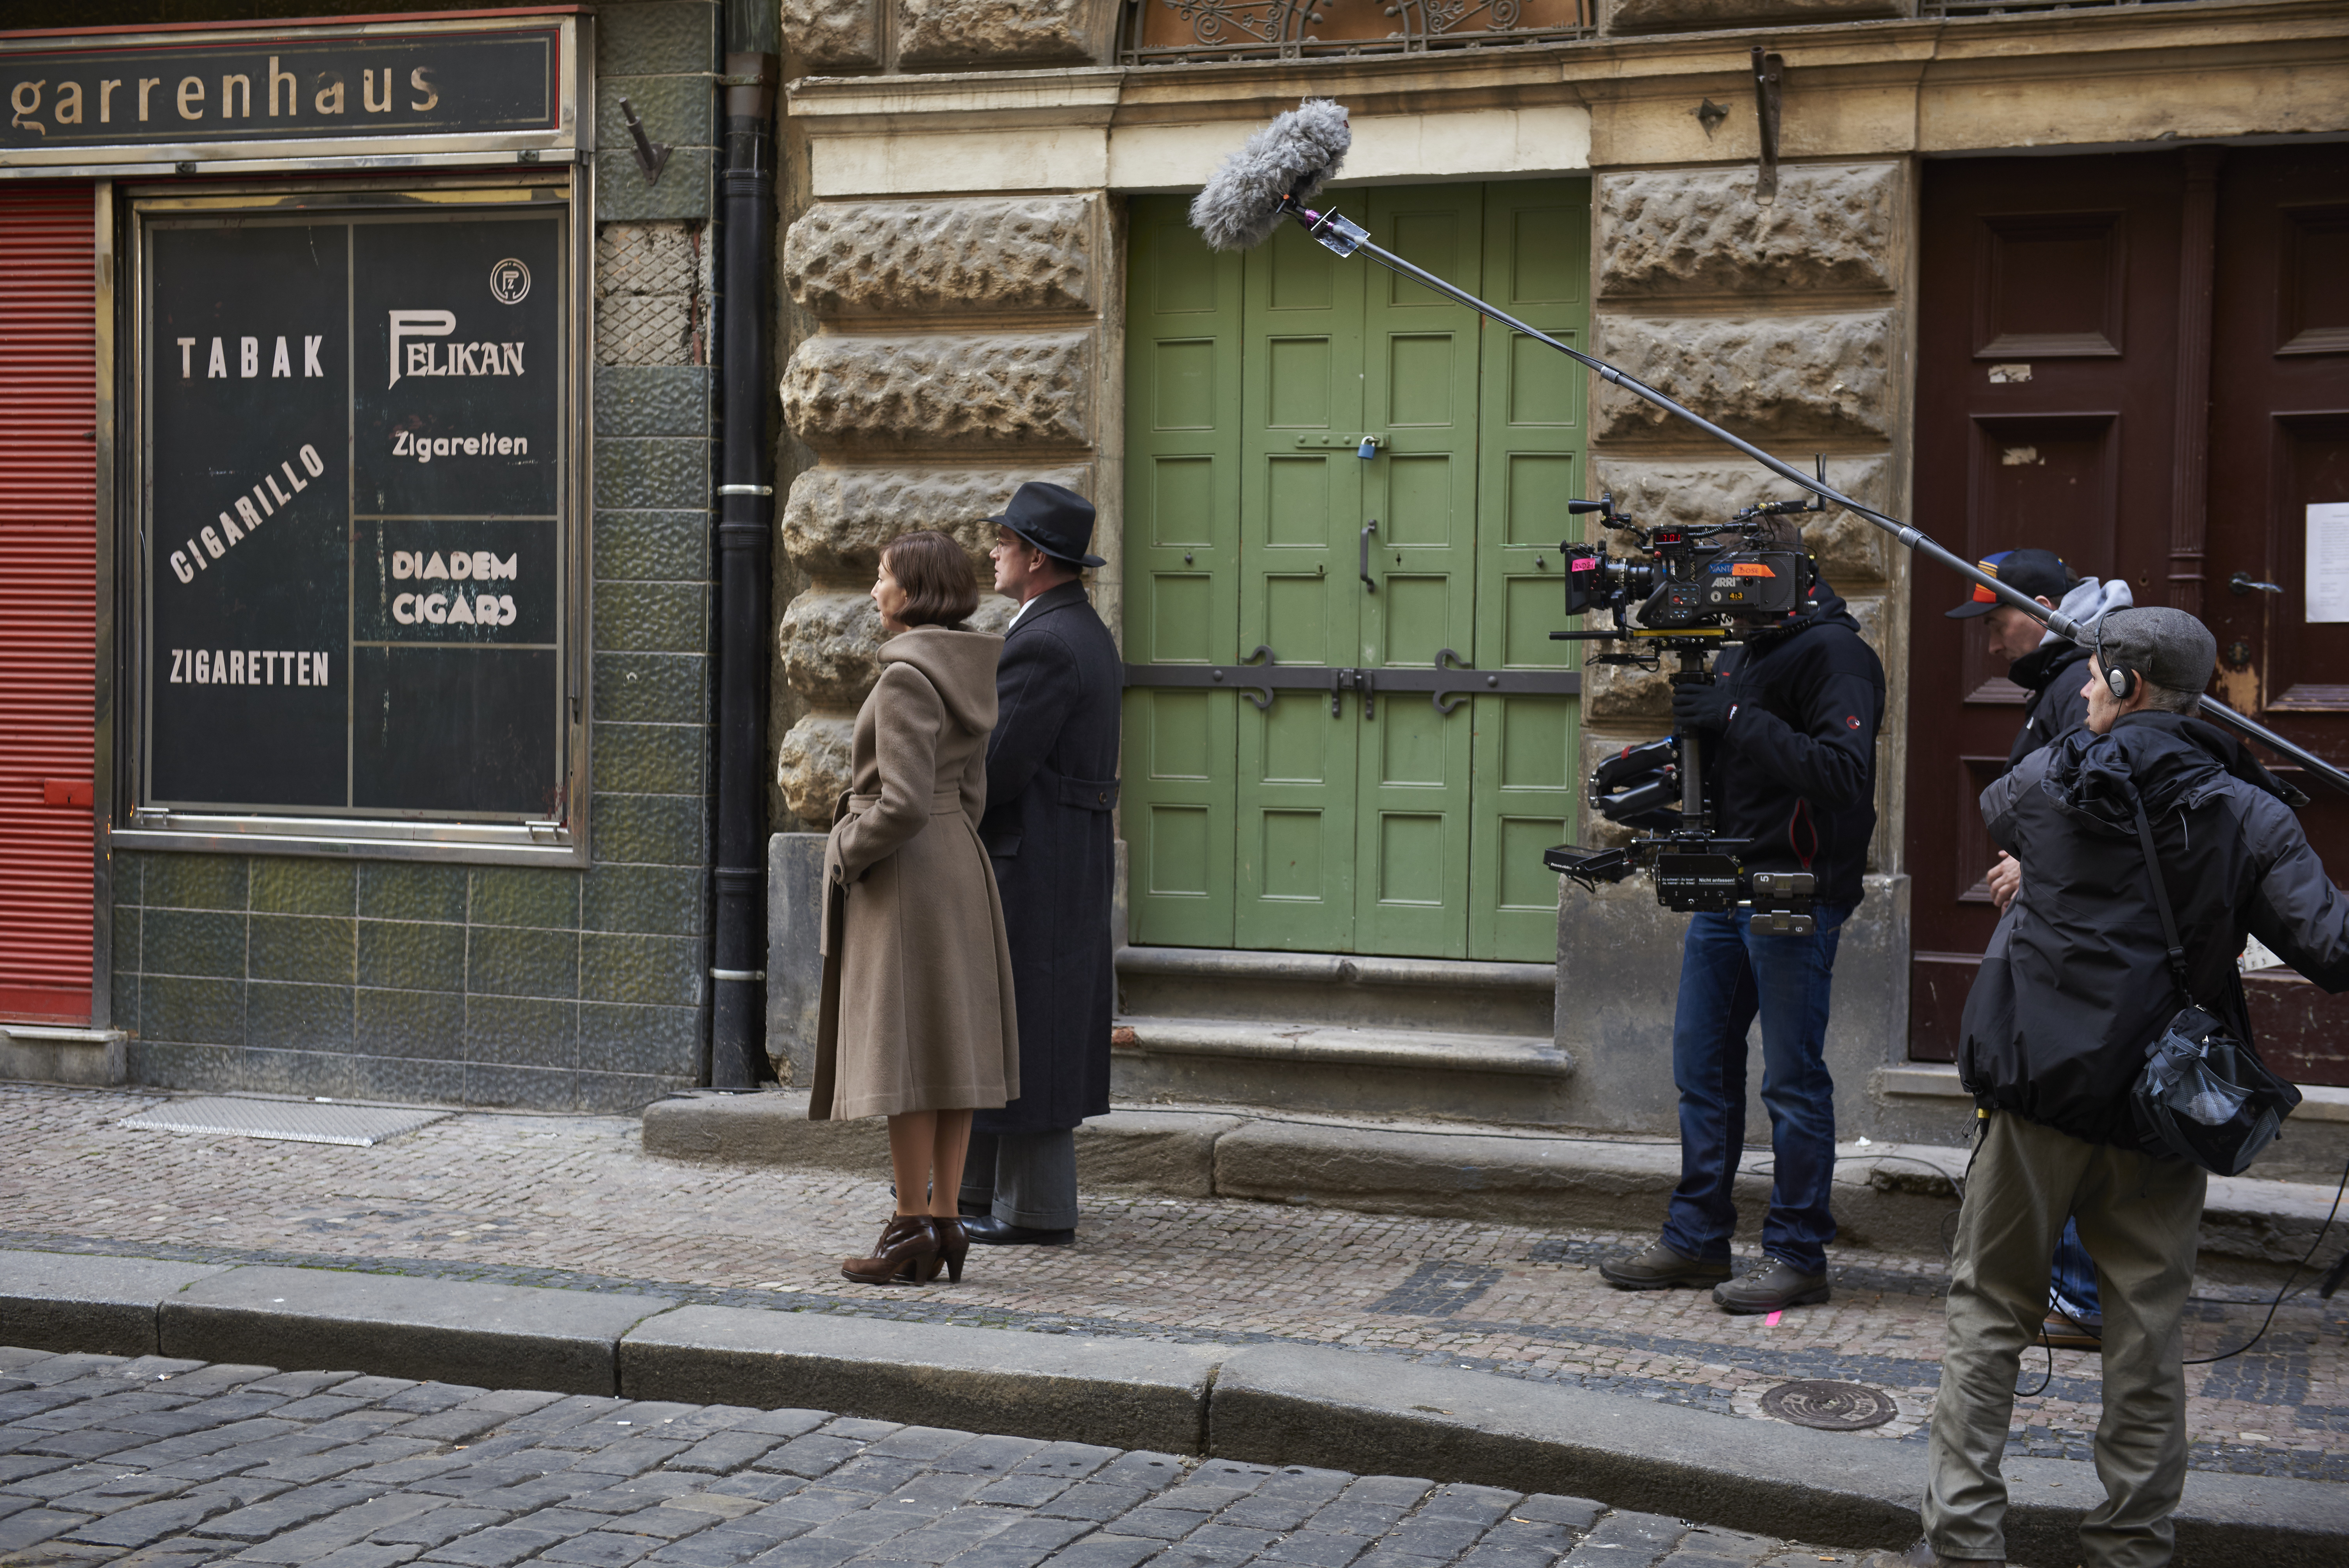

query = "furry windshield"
1189;99;1352;252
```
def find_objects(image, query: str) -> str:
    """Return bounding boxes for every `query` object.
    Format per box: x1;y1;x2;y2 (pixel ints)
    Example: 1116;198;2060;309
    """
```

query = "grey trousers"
1924;1112;2206;1568
958;1127;1080;1230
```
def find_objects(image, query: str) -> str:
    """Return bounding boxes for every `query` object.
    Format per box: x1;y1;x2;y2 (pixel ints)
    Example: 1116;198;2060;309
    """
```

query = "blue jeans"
1661;902;1850;1277
2050;1217;2103;1324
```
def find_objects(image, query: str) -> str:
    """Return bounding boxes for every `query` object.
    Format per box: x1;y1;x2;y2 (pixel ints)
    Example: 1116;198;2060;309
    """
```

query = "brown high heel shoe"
841;1213;941;1286
931;1216;969;1284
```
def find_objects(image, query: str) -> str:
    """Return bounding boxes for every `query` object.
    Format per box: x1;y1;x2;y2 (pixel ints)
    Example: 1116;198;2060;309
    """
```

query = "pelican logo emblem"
490;258;531;305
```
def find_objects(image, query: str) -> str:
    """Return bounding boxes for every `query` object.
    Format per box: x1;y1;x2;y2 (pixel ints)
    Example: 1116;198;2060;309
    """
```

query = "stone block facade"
775;192;1114;826
1580;162;1910;862
785;0;1116;75
107;1;721;1114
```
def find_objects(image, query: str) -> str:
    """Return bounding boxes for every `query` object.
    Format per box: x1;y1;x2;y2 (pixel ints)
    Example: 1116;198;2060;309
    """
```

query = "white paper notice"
2308;502;2349;622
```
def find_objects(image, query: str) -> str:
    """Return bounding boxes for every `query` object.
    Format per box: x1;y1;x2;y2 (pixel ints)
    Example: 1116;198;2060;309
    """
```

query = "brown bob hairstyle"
880;529;980;629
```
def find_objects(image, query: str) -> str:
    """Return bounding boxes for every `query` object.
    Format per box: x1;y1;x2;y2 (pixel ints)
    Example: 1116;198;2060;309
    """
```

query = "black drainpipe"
708;22;781;1089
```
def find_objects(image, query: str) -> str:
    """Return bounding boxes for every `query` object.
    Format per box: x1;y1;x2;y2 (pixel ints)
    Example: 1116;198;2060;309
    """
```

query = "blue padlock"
1357;436;1378;460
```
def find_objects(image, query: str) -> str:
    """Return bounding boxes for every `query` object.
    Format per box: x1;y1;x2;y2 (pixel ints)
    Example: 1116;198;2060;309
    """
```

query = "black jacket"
976;580;1122;1136
2005;641;2094;772
1960;712;2349;1148
1701;582;1886;907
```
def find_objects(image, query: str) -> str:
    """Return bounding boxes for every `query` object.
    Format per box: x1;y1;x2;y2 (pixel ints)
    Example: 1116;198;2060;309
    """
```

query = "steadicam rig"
1187;100;2349;908
1536;488;1830;934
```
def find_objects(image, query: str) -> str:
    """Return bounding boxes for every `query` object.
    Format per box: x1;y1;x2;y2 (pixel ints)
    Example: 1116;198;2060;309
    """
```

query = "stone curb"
160;1263;678;1396
620;1303;1219;1455
4;1247;2344;1565
640;1091;2344;1276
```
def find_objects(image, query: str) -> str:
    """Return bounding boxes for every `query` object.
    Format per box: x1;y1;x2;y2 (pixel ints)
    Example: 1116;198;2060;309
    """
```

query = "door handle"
1359;519;1378;593
2231;572;2285;596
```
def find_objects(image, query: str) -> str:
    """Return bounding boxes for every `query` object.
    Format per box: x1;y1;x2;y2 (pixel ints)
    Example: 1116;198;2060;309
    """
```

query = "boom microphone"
1186;102;2349;796
1191;98;1351;252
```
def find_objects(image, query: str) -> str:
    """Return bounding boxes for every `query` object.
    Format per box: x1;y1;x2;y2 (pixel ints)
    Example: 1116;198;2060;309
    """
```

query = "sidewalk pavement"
0;1345;1917;1568
2;1083;2345;1497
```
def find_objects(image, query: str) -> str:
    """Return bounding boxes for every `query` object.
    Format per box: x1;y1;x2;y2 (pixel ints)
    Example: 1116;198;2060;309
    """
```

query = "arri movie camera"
1541;484;1827;937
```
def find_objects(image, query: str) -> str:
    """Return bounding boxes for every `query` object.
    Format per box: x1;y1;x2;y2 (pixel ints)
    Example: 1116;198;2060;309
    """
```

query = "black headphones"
2094;614;2140;701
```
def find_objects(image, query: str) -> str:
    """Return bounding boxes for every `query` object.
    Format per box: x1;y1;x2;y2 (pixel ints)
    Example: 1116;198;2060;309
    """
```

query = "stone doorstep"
0;1025;127;1089
5;1246;2345;1566
1117;1018;1570;1077
639;1090;2347;1278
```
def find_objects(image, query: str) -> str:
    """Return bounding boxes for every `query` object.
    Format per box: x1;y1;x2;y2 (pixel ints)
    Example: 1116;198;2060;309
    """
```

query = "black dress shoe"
961;1215;1075;1246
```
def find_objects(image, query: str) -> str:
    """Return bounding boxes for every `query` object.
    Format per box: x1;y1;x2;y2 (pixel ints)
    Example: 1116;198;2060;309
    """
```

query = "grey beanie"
2098;606;2217;696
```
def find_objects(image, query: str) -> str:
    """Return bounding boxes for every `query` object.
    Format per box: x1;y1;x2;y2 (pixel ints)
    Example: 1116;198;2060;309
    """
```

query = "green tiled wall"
110;3;722;1116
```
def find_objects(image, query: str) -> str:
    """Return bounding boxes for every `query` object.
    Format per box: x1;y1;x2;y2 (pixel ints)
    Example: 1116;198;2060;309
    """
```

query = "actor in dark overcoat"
957;481;1122;1245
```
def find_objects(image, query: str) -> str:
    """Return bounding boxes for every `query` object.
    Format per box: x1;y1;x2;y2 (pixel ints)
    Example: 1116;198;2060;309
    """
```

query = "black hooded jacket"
2004;641;2095;772
1960;711;2349;1149
1701;582;1886;908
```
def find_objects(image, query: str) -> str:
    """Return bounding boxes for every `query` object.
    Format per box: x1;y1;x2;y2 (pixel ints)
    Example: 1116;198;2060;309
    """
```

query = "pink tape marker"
1764;1310;1783;1326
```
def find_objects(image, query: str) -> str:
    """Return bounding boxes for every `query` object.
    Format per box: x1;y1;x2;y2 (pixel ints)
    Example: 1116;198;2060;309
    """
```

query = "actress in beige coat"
814;529;1020;1287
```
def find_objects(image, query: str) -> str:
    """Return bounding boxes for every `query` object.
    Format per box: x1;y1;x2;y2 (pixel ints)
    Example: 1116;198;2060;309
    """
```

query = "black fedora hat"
988;481;1104;570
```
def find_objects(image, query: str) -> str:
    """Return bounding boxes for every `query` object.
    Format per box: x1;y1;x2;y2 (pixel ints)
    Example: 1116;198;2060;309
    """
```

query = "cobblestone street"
3;1085;2345;1485
0;1346;1897;1568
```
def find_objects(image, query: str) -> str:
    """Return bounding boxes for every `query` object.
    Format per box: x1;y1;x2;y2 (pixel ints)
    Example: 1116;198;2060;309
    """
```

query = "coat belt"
847;789;967;815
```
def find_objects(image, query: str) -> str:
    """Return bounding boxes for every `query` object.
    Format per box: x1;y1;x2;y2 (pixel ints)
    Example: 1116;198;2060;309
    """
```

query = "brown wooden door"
1909;147;2349;1087
1907;154;2188;1060
2203;146;2349;1085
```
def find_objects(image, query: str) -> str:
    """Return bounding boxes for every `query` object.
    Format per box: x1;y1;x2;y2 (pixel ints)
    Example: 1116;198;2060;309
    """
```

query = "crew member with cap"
1947;547;2133;1352
957;482;1123;1246
1907;607;2349;1568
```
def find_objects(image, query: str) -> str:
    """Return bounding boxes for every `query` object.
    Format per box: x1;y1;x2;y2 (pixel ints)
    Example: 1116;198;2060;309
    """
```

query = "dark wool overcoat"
976;580;1122;1136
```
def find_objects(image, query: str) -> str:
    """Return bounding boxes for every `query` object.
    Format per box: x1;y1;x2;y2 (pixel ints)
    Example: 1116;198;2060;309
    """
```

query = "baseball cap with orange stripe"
1945;548;2077;620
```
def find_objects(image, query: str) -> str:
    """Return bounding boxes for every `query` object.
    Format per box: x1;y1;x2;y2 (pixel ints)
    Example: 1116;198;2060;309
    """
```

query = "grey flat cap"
2099;606;2217;696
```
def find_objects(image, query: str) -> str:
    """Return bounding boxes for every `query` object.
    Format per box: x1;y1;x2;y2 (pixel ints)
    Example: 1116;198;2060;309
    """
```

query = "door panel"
2205;148;2349;1087
1471;180;1588;963
1356;187;1483;957
1236;219;1364;951
1122;199;1243;948
1123;181;1589;962
1907;155;2185;1059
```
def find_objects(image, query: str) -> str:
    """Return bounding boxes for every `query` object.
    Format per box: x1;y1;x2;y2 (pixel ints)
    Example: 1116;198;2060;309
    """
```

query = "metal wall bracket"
1751;48;1784;205
618;97;672;185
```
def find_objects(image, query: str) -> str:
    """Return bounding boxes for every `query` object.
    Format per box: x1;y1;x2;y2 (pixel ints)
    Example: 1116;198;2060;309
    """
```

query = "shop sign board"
0;15;579;176
131;189;580;849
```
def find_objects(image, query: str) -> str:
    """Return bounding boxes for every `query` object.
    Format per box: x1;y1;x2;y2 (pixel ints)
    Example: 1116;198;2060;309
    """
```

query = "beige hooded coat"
812;625;1020;1121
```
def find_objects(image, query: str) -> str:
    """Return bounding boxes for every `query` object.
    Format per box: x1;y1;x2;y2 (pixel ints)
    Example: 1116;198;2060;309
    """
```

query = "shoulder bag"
2127;797;2303;1175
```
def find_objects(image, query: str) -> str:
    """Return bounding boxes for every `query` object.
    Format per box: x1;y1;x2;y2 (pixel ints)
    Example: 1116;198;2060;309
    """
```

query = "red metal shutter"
0;184;96;1024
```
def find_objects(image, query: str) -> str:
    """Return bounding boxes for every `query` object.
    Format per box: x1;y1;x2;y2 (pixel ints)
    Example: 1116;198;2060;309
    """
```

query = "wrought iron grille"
1121;0;1592;65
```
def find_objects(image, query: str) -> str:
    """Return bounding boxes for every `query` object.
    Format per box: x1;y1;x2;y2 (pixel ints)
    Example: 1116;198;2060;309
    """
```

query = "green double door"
1122;180;1588;964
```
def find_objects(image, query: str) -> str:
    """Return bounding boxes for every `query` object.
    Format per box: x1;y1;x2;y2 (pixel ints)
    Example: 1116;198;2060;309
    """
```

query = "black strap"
2130;795;2194;994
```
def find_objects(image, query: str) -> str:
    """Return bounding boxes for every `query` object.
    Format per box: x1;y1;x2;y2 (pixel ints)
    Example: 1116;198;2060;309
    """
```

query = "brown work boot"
1597;1238;1731;1290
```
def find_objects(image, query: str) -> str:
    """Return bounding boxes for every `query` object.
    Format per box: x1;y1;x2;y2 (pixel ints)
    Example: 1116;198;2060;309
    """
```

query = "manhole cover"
120;1096;448;1148
1757;1379;1899;1431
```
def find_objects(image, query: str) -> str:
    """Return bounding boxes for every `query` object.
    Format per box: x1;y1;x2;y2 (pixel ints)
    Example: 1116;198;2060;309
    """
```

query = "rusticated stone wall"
774;193;1115;823
1581;162;1911;870
784;0;1116;75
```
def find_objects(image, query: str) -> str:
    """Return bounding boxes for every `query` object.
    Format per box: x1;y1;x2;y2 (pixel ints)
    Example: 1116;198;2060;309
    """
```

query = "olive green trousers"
1924;1111;2206;1568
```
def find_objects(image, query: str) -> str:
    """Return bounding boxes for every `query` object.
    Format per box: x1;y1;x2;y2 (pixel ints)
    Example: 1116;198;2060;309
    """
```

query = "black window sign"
2;21;566;162
143;202;571;827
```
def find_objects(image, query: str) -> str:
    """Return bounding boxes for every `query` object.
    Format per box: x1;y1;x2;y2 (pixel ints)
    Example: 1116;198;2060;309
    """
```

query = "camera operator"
1911;608;2349;1568
1946;547;2132;1351
1599;570;1886;1315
